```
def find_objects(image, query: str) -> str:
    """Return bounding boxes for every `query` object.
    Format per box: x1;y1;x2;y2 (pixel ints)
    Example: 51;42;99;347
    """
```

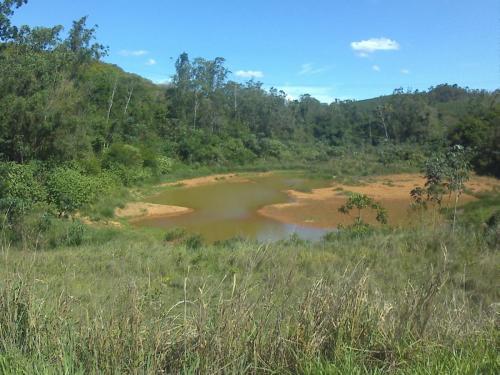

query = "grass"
0;155;497;373
0;218;498;373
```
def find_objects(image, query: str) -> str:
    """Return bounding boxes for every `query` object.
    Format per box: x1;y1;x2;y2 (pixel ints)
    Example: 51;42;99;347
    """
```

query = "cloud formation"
299;63;329;75
278;85;337;104
146;58;157;66
119;49;149;57
350;38;399;56
235;70;264;79
372;65;381;72
400;68;410;74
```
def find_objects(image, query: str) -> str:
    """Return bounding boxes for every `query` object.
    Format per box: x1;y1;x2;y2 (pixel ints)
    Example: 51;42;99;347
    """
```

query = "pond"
134;173;334;242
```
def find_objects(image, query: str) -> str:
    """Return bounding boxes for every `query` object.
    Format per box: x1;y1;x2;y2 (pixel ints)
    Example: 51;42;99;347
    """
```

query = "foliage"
163;227;187;242
102;143;143;169
0;162;46;218
411;145;472;231
46;168;115;215
0;0;498;176
184;233;203;250
0;225;498;372
338;193;388;227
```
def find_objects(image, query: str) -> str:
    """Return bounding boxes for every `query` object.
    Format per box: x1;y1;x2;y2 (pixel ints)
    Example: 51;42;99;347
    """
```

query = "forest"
0;1;499;374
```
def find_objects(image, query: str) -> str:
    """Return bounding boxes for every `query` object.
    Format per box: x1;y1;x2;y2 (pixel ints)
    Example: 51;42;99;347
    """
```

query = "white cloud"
372;65;381;72
147;76;172;85
278;85;338;104
350;38;400;55
299;63;329;75
235;70;264;79
119;49;149;57
146;58;157;66
400;68;410;74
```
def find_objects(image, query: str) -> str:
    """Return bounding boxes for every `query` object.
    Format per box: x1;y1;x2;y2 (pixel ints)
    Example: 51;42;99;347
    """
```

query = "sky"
11;0;500;102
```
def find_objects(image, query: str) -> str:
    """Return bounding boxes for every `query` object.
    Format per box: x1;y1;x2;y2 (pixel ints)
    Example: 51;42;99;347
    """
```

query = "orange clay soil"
160;173;248;188
159;172;273;188
258;173;500;228
115;202;193;219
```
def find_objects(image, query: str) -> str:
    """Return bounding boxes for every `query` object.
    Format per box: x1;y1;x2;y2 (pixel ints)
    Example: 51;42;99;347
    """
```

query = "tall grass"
0;222;498;373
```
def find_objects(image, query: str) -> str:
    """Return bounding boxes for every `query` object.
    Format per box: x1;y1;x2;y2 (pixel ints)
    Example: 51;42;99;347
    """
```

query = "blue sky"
12;0;499;101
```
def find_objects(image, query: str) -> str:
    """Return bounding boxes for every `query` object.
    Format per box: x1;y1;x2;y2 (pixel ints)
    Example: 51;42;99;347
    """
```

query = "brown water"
134;173;333;242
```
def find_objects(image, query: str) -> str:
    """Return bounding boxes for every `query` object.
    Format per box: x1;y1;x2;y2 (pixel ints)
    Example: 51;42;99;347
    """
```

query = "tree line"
0;0;499;172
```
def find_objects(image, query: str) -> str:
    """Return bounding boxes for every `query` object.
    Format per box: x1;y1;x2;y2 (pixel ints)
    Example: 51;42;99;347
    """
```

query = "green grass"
0;218;498;373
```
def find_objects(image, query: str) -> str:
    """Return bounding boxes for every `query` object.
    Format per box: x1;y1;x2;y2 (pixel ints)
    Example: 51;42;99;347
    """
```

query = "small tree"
339;193;388;229
410;154;448;226
444;145;471;232
410;145;471;232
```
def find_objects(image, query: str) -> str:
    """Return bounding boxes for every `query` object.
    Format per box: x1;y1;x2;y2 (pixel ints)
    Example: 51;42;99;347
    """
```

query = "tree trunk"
106;77;118;124
377;107;389;140
452;192;460;233
193;92;198;130
124;86;134;115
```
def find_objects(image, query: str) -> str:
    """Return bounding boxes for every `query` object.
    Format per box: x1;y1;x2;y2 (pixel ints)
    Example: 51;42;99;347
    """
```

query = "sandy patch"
160;173;248;188
74;214;123;228
159;172;273;188
115;202;193;219
258;174;500;228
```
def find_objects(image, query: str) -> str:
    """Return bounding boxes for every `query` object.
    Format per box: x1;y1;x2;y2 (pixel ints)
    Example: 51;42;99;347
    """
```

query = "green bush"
0;162;46;218
102;144;143;170
106;164;153;186
164;227;187;242
47;168;99;214
156;156;174;175
184;233;203;250
65;220;86;246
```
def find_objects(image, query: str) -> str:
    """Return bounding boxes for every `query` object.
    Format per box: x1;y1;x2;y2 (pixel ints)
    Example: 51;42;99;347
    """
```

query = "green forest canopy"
0;0;499;177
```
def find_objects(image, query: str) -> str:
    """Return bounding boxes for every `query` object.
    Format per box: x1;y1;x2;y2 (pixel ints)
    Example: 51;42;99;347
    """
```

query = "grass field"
0;208;498;373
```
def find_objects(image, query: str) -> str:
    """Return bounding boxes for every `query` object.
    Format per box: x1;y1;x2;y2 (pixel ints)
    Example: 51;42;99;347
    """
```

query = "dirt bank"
115;202;193;219
159;171;275;188
160;173;249;188
258;174;500;228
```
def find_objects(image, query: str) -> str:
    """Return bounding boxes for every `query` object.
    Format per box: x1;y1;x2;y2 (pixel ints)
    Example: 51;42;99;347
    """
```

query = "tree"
65;16;107;63
339;193;388;228
410;145;471;232
444;145;471;232
0;0;27;41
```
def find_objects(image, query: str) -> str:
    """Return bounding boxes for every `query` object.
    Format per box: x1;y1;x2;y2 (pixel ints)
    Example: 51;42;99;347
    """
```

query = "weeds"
0;224;497;373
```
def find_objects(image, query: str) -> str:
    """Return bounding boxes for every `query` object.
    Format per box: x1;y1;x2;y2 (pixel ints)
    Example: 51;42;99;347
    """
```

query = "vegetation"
339;193;388;229
0;221;498;373
0;1;499;373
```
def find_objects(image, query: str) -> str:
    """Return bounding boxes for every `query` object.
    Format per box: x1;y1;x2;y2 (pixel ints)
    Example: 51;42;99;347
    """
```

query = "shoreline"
119;172;499;226
115;202;194;220
257;173;499;228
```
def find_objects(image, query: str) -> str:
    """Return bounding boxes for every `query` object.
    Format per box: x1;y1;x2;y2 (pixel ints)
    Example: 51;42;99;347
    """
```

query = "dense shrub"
0;162;46;218
184;233;203;250
164;227;187;242
46;168;95;215
46;168;116;215
156;156;174;175
102;144;143;170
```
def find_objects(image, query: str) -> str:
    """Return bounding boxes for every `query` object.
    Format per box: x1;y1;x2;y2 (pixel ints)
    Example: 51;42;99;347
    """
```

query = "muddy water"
134;173;333;242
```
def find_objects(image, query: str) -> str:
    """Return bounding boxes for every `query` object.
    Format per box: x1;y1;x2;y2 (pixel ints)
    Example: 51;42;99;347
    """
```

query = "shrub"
338;193;388;226
0;162;46;218
46;168;109;215
102;144;143;170
164;227;187;242
184;233;203;250
65;220;86;246
156;156;174;175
